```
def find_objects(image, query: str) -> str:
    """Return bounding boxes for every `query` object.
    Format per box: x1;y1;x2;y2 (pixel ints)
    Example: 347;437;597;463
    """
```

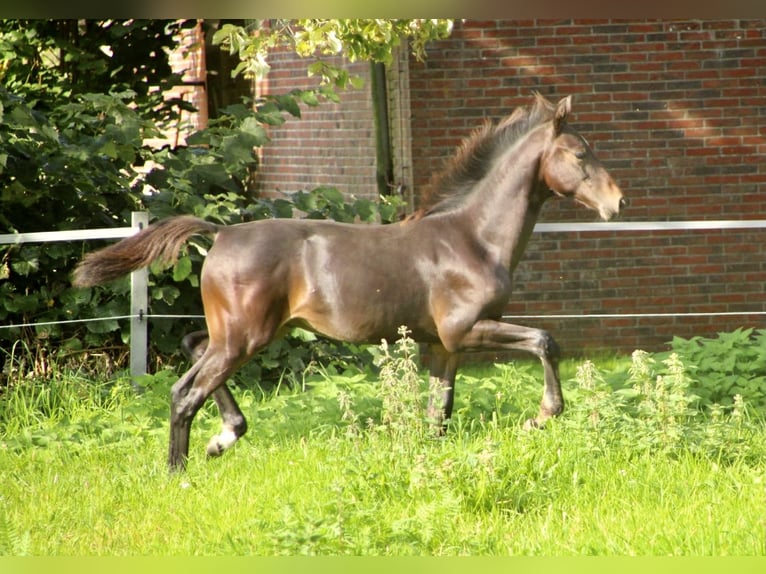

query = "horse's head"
540;96;626;221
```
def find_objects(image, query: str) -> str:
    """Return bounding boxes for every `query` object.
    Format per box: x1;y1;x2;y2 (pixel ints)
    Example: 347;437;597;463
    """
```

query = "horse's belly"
288;282;435;345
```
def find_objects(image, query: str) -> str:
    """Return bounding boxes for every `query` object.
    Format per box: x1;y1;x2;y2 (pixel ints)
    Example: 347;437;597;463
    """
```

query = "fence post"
130;211;149;385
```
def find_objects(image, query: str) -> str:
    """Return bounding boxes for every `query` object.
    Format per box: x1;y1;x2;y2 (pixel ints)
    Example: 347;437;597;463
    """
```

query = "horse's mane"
406;93;557;221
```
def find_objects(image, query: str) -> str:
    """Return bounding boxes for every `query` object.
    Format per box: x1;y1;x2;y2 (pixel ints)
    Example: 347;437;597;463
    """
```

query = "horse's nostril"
619;197;629;209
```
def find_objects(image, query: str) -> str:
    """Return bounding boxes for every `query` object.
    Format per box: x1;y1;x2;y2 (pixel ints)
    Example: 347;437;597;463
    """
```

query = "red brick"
256;19;766;354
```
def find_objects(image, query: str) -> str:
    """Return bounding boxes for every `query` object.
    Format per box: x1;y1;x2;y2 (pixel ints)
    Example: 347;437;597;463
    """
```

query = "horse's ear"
554;96;572;134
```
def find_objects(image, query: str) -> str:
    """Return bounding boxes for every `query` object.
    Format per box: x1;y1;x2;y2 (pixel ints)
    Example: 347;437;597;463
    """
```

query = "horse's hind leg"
168;344;247;471
206;384;247;458
181;330;209;362
179;329;247;459
168;359;205;472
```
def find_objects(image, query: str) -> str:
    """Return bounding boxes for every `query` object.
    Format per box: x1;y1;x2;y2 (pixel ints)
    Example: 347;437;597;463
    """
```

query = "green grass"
1;339;764;556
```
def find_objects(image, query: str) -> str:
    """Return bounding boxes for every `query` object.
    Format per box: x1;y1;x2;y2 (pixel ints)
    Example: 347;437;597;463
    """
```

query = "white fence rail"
2;214;765;380
533;219;766;233
508;219;766;321
1;212;150;379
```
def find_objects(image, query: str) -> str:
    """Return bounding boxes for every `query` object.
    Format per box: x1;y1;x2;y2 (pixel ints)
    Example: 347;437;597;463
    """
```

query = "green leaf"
299;90;320;107
240;117;269;142
98;140;119;158
60;288;91;308
172;255;192;282
152;285;180;304
10;258;39;276
3;293;40;313
272;199;295;219
85;318;120;334
186;130;211;146
221;132;261;163
274;94;302;118
349;75;366;90
255;102;286;126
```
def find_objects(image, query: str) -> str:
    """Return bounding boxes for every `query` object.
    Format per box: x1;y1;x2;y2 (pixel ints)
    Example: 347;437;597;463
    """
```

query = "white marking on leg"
206;424;239;457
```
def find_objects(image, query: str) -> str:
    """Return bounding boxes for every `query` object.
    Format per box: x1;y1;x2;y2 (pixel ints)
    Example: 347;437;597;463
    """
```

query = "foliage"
213;19;454;84
665;328;766;410
0;20;188;120
0;20;191;370
0;19;410;378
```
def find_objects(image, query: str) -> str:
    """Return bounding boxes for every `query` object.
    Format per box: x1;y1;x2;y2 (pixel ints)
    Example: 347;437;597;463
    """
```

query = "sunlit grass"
1;338;764;555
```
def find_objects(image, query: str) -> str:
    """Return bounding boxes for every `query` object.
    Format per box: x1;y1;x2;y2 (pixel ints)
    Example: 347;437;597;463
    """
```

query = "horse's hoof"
206;439;224;458
428;423;448;438
168;459;188;474
206;426;239;458
522;418;542;431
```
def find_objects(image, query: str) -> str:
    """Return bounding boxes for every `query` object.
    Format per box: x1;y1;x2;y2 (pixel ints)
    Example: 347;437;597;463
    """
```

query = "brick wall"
255;20;765;355
255;51;379;200
407;19;765;354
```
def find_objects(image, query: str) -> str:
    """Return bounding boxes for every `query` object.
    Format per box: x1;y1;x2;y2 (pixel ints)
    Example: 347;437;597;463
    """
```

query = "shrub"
665;328;765;411
0;20;405;380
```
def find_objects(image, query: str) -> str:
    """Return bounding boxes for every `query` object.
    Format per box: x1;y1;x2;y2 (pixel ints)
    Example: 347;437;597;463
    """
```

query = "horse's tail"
72;216;221;287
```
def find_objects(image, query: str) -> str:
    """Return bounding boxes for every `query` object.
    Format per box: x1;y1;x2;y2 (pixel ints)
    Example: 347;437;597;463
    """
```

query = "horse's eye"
574;150;586;160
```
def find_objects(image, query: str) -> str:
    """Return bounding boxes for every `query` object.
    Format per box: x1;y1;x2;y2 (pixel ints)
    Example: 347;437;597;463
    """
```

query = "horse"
73;93;626;472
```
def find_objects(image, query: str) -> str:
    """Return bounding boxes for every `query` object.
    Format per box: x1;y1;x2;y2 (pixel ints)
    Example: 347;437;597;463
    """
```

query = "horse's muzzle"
619;197;629;210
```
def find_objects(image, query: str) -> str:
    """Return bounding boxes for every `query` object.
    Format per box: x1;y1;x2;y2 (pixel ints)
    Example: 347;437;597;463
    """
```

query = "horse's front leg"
426;344;460;434
456;319;563;429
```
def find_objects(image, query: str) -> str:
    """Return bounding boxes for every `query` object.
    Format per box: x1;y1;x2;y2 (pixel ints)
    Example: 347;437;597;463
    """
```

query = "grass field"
1;335;764;556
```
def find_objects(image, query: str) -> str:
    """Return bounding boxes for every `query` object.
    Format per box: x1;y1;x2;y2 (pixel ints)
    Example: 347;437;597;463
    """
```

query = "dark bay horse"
73;94;626;471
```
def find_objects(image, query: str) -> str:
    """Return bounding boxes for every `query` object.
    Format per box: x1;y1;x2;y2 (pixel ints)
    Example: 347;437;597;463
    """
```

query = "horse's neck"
461;130;549;271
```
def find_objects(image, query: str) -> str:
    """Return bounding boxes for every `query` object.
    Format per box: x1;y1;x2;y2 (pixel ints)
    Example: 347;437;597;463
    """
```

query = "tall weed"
566;349;764;464
374;326;431;441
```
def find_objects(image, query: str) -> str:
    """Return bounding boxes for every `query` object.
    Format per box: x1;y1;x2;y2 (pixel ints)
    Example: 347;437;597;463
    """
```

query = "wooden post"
130;211;149;386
